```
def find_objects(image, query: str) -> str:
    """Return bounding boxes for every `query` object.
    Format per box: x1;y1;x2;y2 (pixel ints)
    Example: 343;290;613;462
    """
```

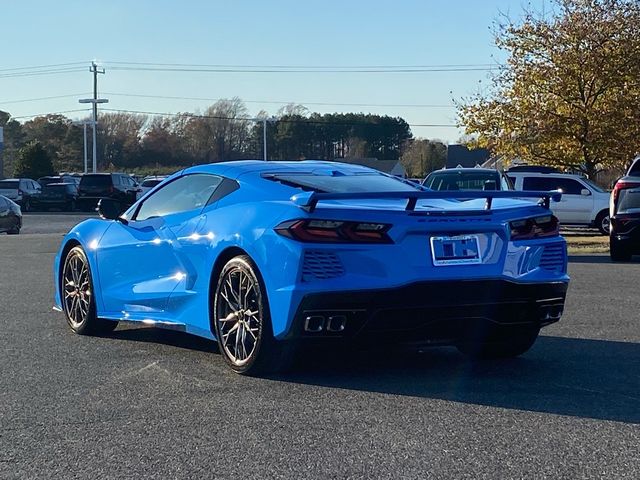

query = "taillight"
613;180;640;203
275;219;393;244
510;215;559;240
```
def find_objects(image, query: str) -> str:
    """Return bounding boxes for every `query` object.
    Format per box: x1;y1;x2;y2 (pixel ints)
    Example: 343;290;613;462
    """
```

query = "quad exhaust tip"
304;314;347;333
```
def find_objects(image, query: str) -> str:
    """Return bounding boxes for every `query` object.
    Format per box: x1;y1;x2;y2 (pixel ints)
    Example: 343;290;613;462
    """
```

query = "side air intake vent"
301;250;345;281
539;243;566;273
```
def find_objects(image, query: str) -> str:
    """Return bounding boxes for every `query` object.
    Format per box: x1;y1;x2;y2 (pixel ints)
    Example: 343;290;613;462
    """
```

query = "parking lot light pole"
83;123;88;173
78;98;108;173
73;120;96;174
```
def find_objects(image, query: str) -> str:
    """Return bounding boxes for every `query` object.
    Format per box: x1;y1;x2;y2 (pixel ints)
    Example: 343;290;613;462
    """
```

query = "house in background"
446;144;491;169
335;157;407;177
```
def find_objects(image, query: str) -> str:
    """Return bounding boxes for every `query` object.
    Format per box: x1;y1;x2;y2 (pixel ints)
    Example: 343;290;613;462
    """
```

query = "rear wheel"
62;246;118;335
22;198;31;212
7;226;20;235
457;325;540;359
213;255;291;375
610;237;632;262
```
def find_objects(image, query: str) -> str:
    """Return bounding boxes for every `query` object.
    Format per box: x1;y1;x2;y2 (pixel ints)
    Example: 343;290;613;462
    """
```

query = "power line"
102;92;454;108
109;65;495;74
0;67;87;79
101;107;458;128
0;61;87;73
0;93;91;105
11;108;91;120
106;60;497;70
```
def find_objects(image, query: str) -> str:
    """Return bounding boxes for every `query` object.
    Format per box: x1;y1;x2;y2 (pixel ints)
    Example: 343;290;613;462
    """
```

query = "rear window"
265;172;418;193
0;180;19;189
616;188;640;214
142;179;163;188
42;185;67;194
629;159;640;176
425;171;501;191
80;175;112;187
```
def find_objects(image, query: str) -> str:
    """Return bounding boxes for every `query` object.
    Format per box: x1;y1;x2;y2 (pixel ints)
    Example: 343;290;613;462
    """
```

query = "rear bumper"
611;221;640;253
286;279;568;344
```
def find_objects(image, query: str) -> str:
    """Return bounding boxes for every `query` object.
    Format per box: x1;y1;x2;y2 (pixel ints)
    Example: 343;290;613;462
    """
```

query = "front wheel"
62;246;118;335
596;210;610;235
212;255;291;375
457;326;540;359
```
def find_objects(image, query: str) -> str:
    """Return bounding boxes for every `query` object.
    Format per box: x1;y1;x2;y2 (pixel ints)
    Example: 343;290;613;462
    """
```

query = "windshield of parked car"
424;171;502;191
80;175;111;187
0;180;19;190
581;178;606;193
265;172;418;193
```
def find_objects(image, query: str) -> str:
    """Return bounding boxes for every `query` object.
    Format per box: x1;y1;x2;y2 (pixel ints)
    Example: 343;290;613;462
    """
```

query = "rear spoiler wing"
290;190;562;213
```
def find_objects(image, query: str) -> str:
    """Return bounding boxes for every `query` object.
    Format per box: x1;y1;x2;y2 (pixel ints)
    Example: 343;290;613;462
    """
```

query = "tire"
610;238;631;262
61;246;118;335
595;210;610;235
23;199;31;212
457;325;540;359
212;255;292;375
7;226;20;235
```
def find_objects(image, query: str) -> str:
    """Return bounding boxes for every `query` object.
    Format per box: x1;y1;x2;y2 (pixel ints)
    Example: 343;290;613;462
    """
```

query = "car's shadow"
107;328;640;424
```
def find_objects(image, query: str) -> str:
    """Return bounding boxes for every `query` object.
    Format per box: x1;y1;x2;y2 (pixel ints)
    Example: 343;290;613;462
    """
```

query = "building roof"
334;157;406;176
446;144;491;169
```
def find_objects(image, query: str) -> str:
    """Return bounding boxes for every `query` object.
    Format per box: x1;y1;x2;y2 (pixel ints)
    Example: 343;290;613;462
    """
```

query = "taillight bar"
275;219;393;244
613;180;640;203
510;215;560;240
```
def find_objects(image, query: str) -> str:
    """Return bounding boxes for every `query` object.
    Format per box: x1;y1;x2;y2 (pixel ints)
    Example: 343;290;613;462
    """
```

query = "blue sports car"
54;161;569;375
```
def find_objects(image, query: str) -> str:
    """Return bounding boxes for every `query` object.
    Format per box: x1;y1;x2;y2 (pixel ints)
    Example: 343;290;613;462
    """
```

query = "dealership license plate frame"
430;234;482;266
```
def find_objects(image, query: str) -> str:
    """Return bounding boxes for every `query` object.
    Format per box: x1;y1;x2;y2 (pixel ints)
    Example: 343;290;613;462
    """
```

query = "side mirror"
580;188;591;196
97;198;127;223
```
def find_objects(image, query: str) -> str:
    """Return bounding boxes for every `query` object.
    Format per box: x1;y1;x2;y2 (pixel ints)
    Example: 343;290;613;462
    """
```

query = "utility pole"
82;123;88;173
90;62;104;173
263;119;267;161
79;62;107;173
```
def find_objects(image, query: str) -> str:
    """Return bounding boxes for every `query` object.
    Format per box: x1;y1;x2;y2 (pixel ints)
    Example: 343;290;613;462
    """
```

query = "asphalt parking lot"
1;216;638;479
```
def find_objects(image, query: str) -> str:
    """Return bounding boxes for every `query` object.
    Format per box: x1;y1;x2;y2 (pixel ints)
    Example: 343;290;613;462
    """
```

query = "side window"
522;177;555;191
555;179;583;195
135;174;223;221
523;176;583;194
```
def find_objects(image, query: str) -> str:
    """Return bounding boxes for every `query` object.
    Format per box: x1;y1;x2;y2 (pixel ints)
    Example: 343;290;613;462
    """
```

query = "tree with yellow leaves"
457;0;640;178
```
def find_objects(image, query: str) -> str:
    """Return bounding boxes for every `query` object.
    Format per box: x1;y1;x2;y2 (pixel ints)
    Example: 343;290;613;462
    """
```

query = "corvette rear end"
262;187;569;358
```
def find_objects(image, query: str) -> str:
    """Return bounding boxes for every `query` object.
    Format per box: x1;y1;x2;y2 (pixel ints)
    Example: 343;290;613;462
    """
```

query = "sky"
1;0;548;143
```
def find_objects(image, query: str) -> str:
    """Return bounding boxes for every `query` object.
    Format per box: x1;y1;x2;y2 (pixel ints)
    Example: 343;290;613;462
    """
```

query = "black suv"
77;173;140;211
610;158;640;261
31;183;79;212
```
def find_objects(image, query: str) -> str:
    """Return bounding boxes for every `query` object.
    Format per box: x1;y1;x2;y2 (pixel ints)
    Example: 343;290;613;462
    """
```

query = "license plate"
430;235;481;266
